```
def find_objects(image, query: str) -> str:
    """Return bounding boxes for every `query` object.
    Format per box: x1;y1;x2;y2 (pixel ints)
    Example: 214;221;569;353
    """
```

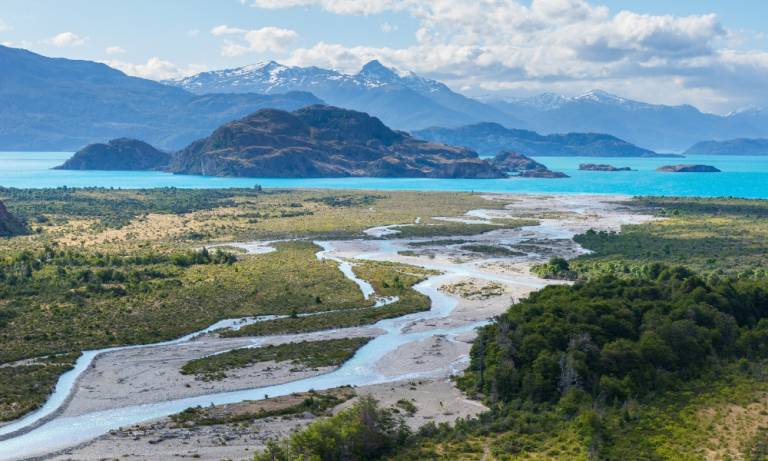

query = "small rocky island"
55;138;170;171
579;163;634;172
656;164;721;173
490;151;569;178
58;106;506;179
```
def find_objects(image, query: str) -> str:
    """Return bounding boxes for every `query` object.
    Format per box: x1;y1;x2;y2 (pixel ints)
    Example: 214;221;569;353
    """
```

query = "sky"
1;0;767;114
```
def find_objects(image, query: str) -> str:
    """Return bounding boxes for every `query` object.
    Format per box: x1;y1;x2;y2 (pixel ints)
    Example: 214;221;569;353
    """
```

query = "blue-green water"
1;152;767;198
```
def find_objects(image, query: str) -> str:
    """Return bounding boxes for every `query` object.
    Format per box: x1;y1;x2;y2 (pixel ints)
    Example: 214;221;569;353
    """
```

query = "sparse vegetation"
180;337;372;381
170;388;356;427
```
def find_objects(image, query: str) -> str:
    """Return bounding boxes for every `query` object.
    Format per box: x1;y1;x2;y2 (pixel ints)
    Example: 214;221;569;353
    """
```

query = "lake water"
1;152;767;198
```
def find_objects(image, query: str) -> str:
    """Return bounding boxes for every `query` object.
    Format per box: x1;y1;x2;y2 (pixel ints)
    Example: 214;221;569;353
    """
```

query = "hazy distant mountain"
167;105;505;178
684;138;768;155
0;45;321;151
413;122;666;157
486;90;768;152
167;60;520;131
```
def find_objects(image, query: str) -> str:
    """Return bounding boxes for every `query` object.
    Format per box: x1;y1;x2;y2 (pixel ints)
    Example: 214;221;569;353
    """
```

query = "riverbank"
0;193;655;460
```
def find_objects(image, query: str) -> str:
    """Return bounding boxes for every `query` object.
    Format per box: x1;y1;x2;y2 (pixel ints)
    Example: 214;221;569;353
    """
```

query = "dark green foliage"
255;396;410;461
532;256;577;280
460;267;768;406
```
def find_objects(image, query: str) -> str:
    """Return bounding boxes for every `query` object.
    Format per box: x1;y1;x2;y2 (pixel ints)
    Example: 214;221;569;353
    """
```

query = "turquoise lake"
1;152;767;198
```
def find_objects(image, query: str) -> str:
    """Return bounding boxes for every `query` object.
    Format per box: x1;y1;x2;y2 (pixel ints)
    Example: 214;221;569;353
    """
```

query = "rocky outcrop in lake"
166;105;506;179
56;138;171;171
579;163;634;171
656;164;721;173
490;151;569;178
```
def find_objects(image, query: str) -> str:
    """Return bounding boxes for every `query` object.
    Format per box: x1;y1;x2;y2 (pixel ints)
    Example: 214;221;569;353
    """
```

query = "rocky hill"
413;123;663;157
161;105;505;179
490;151;568;178
0;201;27;237
684;138;768;155
56;138;170;170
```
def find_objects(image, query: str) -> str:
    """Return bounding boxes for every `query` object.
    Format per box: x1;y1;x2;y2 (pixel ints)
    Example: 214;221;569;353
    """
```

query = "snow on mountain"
166;60;519;131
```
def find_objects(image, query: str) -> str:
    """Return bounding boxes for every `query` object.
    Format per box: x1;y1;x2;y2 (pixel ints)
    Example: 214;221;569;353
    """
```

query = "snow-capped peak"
574;89;626;104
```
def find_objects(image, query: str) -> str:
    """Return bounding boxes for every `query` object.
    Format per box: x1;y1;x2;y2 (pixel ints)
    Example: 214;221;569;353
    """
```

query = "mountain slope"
167;105;504;179
684;138;768;155
487;90;766;152
167;60;521;131
413;122;662;157
0;201;27;237
0;45;321;151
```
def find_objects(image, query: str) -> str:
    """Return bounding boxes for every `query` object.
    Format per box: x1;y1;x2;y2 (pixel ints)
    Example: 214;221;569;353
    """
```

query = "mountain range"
167;60;520;131
485;91;768;152
0;45;320;151
684;138;768;155
170;61;768;152
59;105;506;179
413;123;667;157
3;44;767;155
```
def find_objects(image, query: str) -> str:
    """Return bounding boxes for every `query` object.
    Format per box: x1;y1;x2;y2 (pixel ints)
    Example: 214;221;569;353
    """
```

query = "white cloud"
187;29;200;37
210;25;298;57
48;31;87;47
250;0;768;113
104;57;207;80
0;18;11;32
246;0;408;15
105;46;126;55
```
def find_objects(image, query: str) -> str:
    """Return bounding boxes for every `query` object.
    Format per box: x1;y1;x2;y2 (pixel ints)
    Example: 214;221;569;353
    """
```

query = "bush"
255;396;410;461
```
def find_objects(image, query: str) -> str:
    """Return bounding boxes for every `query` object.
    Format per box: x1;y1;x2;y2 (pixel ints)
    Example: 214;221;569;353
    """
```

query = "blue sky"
1;0;766;113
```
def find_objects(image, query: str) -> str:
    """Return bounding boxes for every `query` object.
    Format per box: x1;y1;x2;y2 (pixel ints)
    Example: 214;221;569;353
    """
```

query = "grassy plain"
0;187;501;422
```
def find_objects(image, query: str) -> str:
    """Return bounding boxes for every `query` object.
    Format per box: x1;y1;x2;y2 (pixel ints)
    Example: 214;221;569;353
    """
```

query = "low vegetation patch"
460;244;526;257
180;337;372;381
390;219;535;239
571;197;768;280
223;260;435;337
170;388;356;427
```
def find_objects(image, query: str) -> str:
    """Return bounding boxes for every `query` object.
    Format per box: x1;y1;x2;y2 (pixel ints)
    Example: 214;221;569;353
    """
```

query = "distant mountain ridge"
413;123;666;157
485;90;768;152
59;105;506;179
684;138;768;155
166;60;520;131
0;45;321;151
